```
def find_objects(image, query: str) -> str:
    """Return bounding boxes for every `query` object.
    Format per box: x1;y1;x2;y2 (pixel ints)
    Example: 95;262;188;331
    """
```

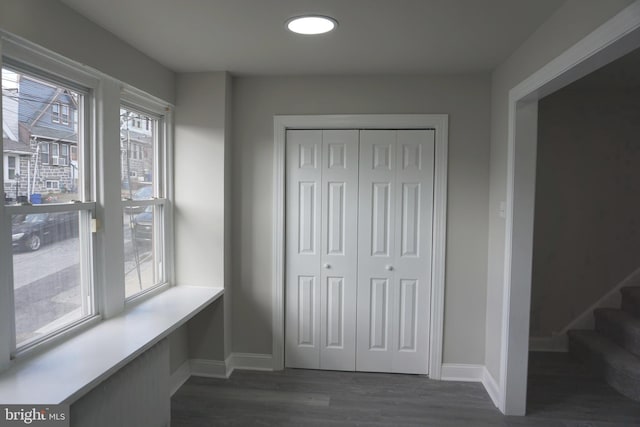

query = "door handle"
324;263;331;269
385;265;394;271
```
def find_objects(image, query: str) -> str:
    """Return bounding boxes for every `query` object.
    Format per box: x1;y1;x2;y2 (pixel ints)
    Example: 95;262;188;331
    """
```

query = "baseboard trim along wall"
440;363;485;382
482;368;501;409
172;353;275;395
440;363;502;409
189;358;228;379
229;353;274;371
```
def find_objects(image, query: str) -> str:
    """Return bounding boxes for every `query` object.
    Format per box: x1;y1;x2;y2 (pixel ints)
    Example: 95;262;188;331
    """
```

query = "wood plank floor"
171;353;640;426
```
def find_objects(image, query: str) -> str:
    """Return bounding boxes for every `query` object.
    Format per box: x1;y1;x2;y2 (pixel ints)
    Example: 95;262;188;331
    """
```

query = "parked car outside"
132;206;153;244
124;185;153;213
12;212;79;251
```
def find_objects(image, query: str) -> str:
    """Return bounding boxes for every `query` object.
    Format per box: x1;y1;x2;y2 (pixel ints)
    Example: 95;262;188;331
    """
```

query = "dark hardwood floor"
171;353;640;426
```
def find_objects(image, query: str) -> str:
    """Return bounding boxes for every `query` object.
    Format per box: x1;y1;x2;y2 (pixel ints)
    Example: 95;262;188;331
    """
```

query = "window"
4;155;19;181
45;180;59;191
40;142;50;164
51;102;60;123
1;39;173;362
51;142;59;165
60;144;69;166
120;106;167;299
61;104;70;125
2;64;94;353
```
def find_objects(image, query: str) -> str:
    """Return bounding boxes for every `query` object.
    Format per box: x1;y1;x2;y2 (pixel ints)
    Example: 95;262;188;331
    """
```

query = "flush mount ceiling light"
286;15;338;35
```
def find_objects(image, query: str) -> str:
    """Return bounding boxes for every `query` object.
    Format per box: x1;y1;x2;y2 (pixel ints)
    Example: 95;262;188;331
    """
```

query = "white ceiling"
60;0;564;75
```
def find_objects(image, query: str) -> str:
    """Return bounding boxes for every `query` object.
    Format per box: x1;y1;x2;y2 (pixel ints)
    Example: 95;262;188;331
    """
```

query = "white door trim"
500;1;640;415
272;114;448;378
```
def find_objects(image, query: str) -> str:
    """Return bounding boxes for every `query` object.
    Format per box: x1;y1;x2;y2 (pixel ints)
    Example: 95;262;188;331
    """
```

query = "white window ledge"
0;285;223;405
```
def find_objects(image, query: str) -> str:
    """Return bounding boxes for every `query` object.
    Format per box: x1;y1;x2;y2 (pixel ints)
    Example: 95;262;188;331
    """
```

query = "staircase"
568;286;640;401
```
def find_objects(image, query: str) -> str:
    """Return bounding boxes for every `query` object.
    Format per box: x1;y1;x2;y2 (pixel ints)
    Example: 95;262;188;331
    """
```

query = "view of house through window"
120;106;165;298
2;66;93;349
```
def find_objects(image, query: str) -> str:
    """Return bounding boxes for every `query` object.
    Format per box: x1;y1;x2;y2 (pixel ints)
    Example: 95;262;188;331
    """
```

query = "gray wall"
231;75;491;364
0;0;175;103
530;85;640;337
174;72;232;362
169;324;188;373
485;0;635;379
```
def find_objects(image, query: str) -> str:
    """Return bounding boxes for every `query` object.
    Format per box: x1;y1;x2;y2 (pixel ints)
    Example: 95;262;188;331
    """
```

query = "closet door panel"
391;129;434;374
320;130;358;371
285;130;322;369
356;130;397;372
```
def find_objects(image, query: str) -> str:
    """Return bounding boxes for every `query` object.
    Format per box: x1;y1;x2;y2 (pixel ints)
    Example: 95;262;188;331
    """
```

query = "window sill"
0;285;223;405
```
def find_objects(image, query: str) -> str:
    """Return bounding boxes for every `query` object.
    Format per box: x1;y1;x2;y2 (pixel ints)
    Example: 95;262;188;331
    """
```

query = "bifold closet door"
285;129;358;370
356;129;435;374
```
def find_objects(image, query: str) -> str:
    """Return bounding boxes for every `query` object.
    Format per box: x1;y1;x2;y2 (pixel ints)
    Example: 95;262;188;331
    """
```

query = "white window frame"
51;102;60;123
1;56;97;358
59;144;68;166
40;142;50;165
0;31;174;373
45;180;59;191
3;154;19;182
51;142;59;165
120;100;170;302
61;103;69;125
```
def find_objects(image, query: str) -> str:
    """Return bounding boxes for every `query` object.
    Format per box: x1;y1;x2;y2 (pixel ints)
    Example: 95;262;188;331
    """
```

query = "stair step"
621;286;640;318
595;308;640;358
568;329;640;401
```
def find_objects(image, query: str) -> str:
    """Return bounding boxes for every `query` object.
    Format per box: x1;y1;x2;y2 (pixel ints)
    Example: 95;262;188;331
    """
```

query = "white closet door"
392;129;434;374
286;130;322;368
356;130;398;372
319;130;358;370
356;129;435;374
286;130;359;370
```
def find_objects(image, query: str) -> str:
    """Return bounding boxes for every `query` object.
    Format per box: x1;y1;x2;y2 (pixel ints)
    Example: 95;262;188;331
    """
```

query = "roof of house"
18;76;78;143
3;138;33;154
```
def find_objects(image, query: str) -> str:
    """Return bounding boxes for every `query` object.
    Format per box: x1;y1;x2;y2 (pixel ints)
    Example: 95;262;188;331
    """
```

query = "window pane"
120;107;156;201
11;211;92;348
124;206;162;298
3;68;82;205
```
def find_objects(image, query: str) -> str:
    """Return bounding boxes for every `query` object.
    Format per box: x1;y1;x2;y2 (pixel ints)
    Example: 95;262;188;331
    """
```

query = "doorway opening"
501;3;640;415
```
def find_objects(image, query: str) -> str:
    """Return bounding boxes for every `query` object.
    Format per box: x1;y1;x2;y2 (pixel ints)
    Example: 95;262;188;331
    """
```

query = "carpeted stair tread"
621;287;640;318
568;329;640;401
595;308;640;358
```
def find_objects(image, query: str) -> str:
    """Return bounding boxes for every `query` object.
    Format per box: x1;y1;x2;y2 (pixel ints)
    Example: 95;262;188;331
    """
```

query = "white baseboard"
440;363;484;382
170;361;191;396
190;358;229;379
481;367;501;409
185;353;274;383
440;364;502;409
229;352;274;371
529;335;568;352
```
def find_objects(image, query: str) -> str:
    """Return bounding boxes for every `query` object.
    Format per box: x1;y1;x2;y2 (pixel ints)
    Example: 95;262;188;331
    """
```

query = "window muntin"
51;102;60;123
120;106;166;299
4;155;20;181
2;64;95;352
40;142;50;165
61;104;69;125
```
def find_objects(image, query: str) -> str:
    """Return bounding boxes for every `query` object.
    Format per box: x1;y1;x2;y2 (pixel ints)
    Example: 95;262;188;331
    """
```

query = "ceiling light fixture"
286;15;338;35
